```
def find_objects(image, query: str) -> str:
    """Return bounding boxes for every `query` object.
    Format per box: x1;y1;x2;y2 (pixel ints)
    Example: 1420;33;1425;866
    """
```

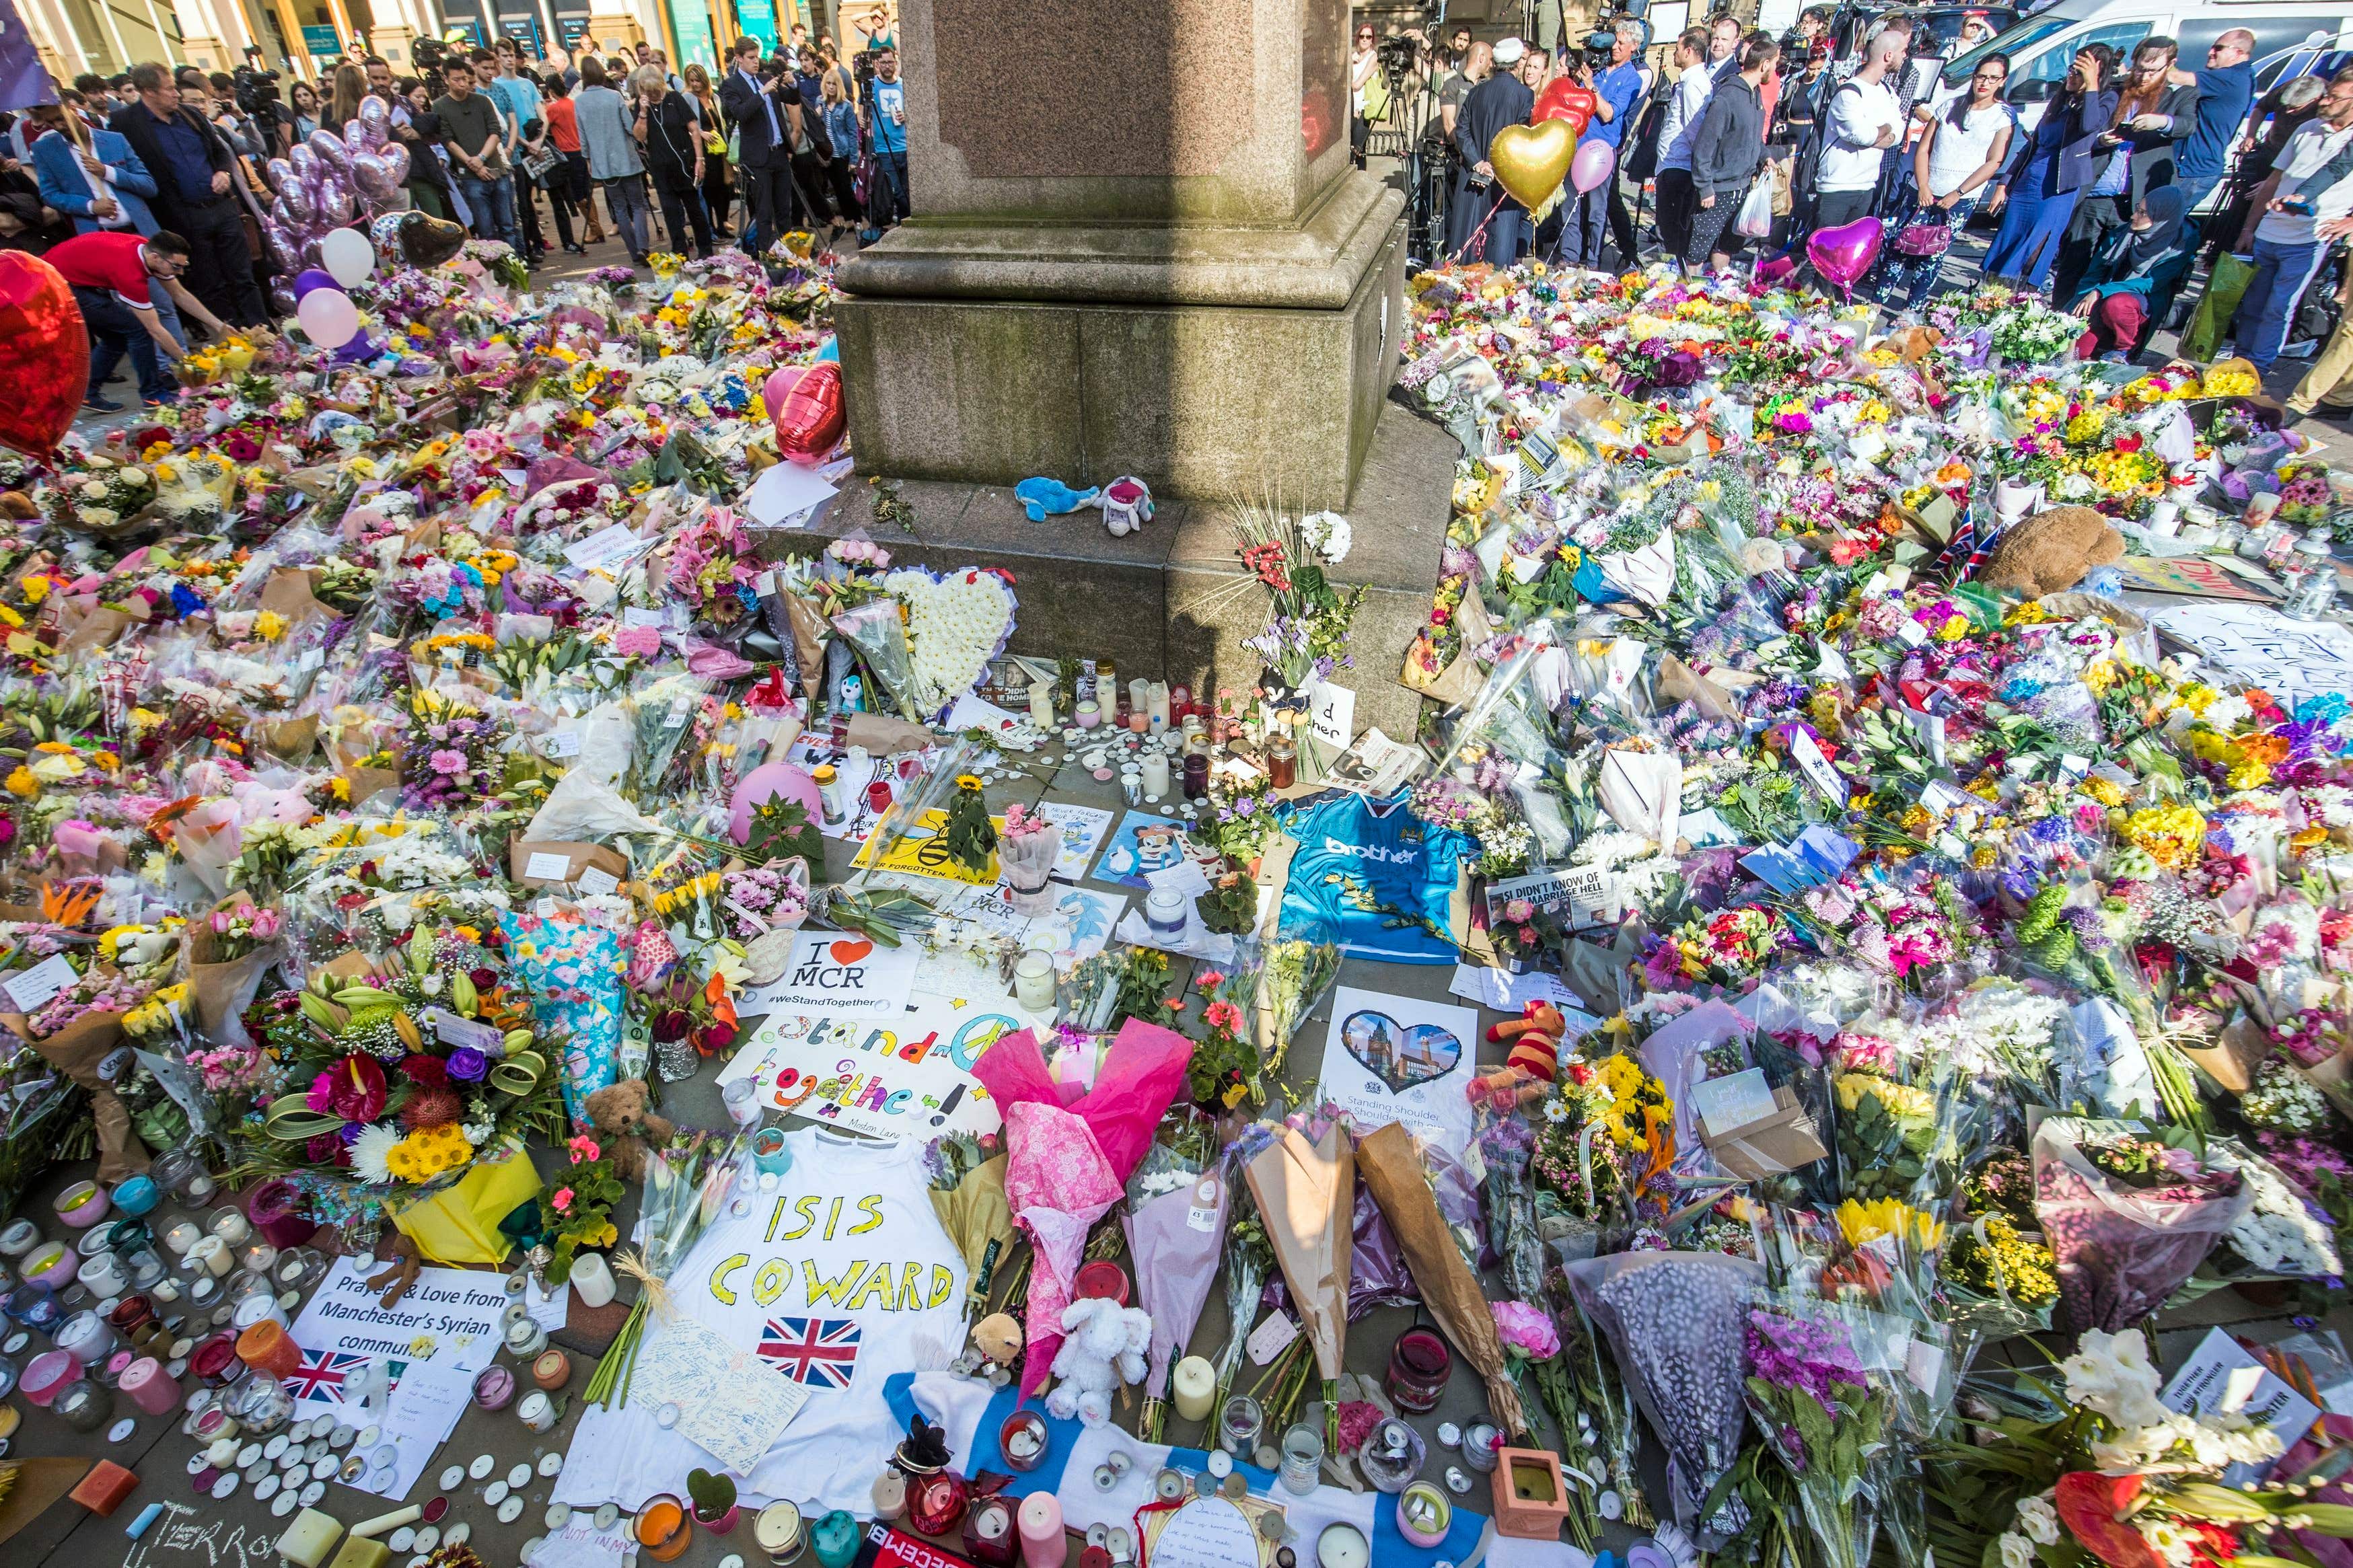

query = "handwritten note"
632;1315;809;1474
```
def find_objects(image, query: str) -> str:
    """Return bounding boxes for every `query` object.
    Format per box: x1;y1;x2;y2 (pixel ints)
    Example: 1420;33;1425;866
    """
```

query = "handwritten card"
632;1315;809;1475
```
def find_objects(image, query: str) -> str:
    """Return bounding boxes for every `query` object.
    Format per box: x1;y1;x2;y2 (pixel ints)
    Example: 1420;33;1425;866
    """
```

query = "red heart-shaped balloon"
829;938;874;965
767;361;846;461
1535;80;1597;138
0;252;89;459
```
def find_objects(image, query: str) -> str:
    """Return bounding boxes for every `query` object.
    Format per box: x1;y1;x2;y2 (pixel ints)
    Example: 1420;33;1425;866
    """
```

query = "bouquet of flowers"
1739;1294;1895;1568
2031;1119;2253;1333
1227;498;1367;697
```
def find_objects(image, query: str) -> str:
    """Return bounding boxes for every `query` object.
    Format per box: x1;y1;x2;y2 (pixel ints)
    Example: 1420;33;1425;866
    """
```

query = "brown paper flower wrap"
1241;1124;1352;1444
1356;1119;1527;1435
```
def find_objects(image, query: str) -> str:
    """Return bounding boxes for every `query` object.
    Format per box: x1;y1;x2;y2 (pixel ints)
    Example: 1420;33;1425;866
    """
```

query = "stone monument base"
758;396;1456;743
832;174;1406;512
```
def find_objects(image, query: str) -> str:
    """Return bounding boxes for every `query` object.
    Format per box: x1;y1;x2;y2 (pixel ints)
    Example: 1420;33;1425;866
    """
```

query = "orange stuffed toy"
1486;1002;1564;1082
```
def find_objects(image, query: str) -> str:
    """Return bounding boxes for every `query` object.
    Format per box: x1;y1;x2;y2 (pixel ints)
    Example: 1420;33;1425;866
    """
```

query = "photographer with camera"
859;46;908;245
1562;20;1647;268
721;35;802;259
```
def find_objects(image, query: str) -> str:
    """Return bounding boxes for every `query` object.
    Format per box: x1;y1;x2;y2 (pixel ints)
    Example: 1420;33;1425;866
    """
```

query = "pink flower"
567;1135;601;1164
1202;1000;1246;1035
1503;898;1535;924
1490;1300;1560;1361
429;749;468;776
551;1187;573;1213
613;625;662;657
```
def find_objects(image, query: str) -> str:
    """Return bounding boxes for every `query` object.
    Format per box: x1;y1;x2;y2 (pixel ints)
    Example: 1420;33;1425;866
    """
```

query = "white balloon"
320;227;375;289
295;287;360;349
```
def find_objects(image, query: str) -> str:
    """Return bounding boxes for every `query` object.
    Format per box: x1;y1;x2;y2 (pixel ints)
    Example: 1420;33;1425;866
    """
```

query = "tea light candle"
186;1236;233;1278
237;1240;279;1277
0;1220;36;1258
1028;681;1054;729
1018;1493;1064;1568
1316;1523;1370;1568
1138;749;1170;797
205;1207;250;1246
1171;1355;1216;1423
160;1221;201;1257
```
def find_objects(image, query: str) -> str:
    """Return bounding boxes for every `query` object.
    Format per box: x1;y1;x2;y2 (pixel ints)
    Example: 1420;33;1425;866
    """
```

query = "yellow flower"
254;609;287;642
1836;1197;1946;1253
1834;1071;1935;1122
3;767;36;799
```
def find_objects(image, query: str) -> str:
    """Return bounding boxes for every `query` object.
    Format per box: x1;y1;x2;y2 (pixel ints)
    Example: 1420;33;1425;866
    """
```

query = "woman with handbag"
1880;53;2014;309
1981;44;2118;291
683;64;733;239
630;66;713;260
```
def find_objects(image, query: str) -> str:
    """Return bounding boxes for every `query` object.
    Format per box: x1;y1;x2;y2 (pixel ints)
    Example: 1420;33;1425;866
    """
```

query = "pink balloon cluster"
262;99;408;312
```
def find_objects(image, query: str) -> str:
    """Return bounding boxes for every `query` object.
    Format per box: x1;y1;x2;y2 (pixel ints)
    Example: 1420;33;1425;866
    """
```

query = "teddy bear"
584;1080;676;1183
1044;1295;1153;1429
1486;1002;1565;1083
1980;505;2124;598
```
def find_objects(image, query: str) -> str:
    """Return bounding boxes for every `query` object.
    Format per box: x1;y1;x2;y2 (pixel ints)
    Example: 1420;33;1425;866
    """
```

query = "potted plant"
688;1468;739;1534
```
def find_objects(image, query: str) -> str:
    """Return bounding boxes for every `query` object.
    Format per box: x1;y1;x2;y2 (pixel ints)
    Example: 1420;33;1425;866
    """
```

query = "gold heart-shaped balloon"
1489;120;1577;212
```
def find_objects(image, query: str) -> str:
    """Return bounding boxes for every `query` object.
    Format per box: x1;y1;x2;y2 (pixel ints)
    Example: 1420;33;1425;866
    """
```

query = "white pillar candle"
1171;1355;1216;1423
1028;681;1054;729
161;1220;201;1256
206;1207;250;1246
1139;749;1170;798
567;1252;616;1310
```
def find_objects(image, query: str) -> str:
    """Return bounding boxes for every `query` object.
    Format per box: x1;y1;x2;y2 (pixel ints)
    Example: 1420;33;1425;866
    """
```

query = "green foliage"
687;1468;736;1520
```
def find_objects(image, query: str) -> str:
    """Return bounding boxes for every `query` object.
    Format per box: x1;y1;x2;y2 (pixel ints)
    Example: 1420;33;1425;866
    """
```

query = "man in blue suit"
23;103;200;353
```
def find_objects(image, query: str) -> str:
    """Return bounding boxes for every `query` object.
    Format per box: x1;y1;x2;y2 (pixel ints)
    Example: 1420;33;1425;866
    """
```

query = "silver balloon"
343;118;367;152
287;142;319;192
377;142;408;186
307;128;353;176
262;219;301;276
350;151;396;202
265;156;297;196
357;94;391;149
315;171;355;226
276;180;313;225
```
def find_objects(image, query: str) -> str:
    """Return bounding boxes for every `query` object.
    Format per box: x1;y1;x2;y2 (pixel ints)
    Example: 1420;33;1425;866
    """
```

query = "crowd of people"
0;13;912;410
1356;11;2353;389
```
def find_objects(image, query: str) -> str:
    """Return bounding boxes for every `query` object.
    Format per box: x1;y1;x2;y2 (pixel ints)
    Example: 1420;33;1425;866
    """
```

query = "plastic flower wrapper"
918;1129;1012;1320
1546;1234;1652;1527
583;1129;747;1408
1737;1291;1893;1568
622;670;715;802
1240;1119;1352;1448
1830;1048;1974;1211
2031;1117;2254;1333
1121;1150;1227;1442
1356;1120;1527;1437
830;596;924;721
1564;1248;1762;1544
1346;1179;1417;1320
1256;929;1341;1082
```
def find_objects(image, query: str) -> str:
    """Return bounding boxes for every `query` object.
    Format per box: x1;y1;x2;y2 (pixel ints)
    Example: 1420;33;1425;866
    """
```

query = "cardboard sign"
1700;1083;1829;1179
716;988;1019;1142
1484;865;1618;932
2163;1327;2321;1479
850;807;1004;886
740;931;923;1018
1316;987;1482;1152
509;839;629;891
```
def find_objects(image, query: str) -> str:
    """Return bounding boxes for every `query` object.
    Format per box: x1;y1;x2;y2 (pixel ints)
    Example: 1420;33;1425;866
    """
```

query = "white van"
1934;0;2352;130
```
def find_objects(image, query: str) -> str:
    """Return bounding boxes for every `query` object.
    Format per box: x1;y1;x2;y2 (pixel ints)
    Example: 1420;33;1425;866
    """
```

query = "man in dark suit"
106;61;263;326
719;34;801;258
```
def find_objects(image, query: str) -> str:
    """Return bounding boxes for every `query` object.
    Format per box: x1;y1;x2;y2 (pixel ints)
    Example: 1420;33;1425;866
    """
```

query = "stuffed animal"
1014;477;1100;523
1980;505;2124;598
366;1233;422;1308
584;1080;676;1183
1044;1295;1153;1428
1099;476;1153;537
951;1312;1026;1387
1486;1002;1565;1082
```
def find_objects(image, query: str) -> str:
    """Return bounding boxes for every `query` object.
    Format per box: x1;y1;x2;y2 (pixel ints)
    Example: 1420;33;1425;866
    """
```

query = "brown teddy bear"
584;1080;676;1183
1981;505;2125;597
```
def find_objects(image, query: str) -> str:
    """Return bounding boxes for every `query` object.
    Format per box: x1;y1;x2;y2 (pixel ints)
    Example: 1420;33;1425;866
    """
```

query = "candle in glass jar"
1013;950;1056;1013
1182;751;1209;800
1028;681;1054;729
205;1207;250;1246
1127;678;1148;720
238;1241;278;1277
161;1221;201;1257
1315;1523;1370;1568
1171;1355;1216;1423
1075;700;1099;730
186;1236;232;1278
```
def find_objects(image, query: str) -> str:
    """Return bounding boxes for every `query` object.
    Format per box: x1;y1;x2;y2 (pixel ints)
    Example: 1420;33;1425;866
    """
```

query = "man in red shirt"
46;228;207;412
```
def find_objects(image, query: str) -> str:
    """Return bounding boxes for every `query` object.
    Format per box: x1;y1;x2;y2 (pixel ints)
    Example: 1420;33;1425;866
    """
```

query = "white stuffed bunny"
1044;1295;1153;1428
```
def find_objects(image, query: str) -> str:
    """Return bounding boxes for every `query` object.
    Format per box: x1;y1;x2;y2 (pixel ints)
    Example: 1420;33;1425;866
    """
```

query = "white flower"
2015;1495;2060;1546
2062;1329;2169;1429
1998;1533;2036;1568
2140;1521;2198;1568
1300;511;1353;564
349;1123;402;1185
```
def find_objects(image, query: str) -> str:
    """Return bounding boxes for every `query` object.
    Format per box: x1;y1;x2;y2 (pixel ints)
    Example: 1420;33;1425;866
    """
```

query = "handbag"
1893;215;1953;256
520;145;562;181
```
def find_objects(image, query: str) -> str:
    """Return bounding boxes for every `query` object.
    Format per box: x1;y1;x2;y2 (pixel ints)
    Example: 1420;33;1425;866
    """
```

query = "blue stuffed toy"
1015;476;1100;523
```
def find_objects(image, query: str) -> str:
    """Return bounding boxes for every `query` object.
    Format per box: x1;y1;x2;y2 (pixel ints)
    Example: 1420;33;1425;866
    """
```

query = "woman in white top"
1881;52;2014;309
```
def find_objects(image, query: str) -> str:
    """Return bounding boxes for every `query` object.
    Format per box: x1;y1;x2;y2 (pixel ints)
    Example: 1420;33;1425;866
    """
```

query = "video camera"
851;47;880;81
231;63;280;118
1375;32;1418;77
412;35;451;72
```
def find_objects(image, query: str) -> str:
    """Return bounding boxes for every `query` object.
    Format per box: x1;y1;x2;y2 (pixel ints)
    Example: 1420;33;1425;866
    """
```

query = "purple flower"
447;1047;488;1083
1744;1304;1867;1419
1491;1300;1560;1360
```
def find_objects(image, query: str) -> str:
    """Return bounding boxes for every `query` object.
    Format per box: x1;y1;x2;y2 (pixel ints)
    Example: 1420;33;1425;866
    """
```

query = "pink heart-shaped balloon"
1806;216;1884;300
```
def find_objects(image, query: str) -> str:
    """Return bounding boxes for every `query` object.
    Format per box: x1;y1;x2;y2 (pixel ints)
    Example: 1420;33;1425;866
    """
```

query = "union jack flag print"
286;1349;370;1402
758;1317;861;1390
